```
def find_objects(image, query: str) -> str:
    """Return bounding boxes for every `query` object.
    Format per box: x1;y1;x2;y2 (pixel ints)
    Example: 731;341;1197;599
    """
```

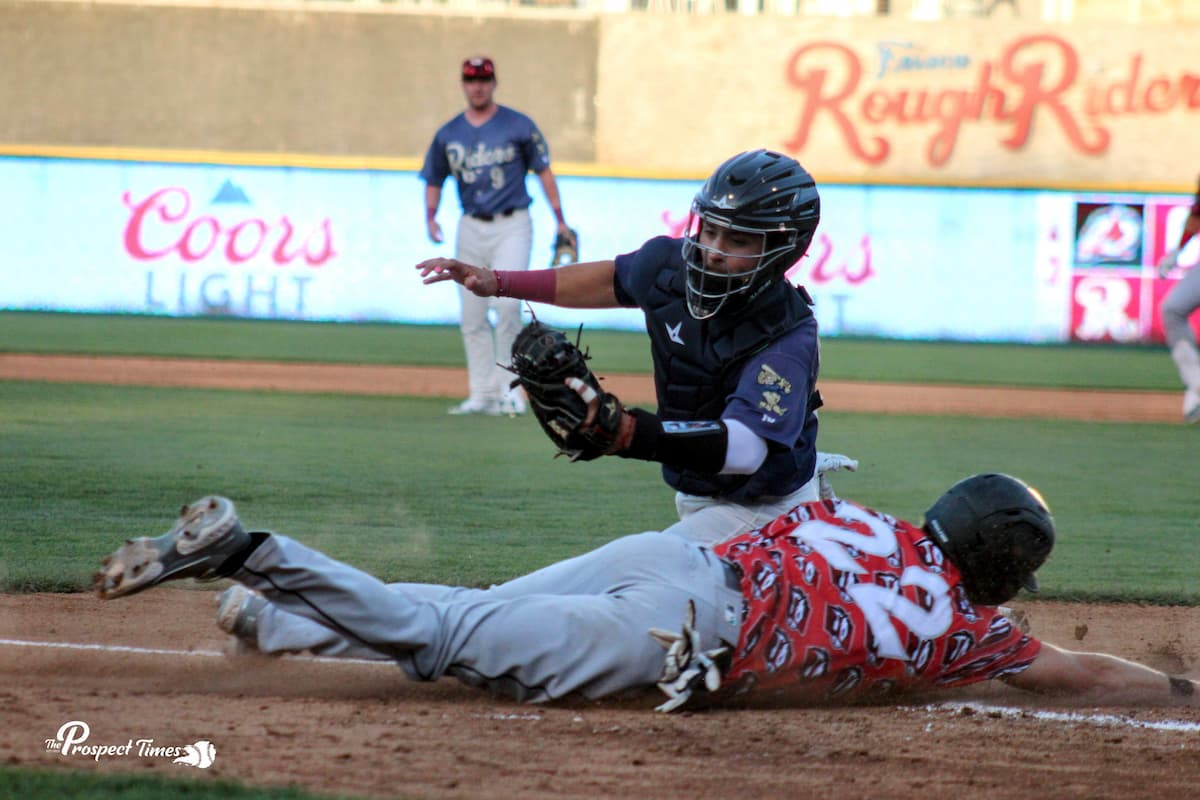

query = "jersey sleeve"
525;123;552;174
419;128;449;186
720;327;818;448
933;614;1043;688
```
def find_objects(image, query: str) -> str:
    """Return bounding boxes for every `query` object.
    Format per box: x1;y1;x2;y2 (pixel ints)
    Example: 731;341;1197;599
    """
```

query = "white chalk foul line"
0;638;388;667
920;701;1200;733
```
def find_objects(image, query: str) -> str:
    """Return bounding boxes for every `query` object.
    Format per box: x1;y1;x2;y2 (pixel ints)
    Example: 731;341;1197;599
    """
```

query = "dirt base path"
1;353;1197;798
2;592;1197;800
0;352;1187;422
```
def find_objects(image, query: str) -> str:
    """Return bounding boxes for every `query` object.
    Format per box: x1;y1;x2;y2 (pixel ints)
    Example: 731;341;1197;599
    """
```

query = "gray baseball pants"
234;530;743;703
1161;265;1200;415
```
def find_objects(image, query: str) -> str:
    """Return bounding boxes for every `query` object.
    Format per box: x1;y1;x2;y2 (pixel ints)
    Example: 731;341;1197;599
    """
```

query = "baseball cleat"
215;584;267;647
93;496;250;600
447;398;501;416
499;391;527;417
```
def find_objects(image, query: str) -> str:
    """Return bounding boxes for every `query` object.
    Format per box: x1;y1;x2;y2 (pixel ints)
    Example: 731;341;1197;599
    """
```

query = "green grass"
0;311;656;376
0;382;668;591
1;381;1194;603
0;765;368;799
0;310;1184;390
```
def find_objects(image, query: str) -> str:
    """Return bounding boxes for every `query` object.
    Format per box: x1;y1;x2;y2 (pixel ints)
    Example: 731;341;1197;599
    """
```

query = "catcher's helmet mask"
922;473;1056;607
681;149;821;320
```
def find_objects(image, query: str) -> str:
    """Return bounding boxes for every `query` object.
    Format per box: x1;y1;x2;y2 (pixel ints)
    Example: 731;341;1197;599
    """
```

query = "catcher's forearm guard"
620;410;727;474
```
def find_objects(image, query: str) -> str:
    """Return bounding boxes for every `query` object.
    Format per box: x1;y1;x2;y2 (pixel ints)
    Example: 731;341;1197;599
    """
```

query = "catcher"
418;150;832;544
93;474;1198;711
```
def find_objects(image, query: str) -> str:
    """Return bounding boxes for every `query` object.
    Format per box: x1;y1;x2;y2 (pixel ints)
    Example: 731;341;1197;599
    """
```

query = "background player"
421;55;575;416
93;474;1198;711
417;149;828;543
1158;173;1200;424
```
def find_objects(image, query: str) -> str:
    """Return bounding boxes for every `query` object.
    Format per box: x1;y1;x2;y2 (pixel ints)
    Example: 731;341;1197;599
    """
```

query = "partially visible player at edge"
421;55;574;417
93;473;1198;711
1157;172;1200;424
418;149;833;544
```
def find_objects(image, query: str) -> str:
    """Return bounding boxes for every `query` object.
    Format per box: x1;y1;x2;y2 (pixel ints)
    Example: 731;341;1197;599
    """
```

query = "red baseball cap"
461;57;496;81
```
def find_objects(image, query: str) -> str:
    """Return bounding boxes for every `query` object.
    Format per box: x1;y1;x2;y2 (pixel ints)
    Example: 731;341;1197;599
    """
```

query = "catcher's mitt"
550;228;579;267
508;321;624;461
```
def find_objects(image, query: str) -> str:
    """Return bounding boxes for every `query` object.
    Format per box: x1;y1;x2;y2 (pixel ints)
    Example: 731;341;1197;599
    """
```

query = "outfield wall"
4;154;1196;343
3;2;1198;342
2;2;1198;188
0;1;599;163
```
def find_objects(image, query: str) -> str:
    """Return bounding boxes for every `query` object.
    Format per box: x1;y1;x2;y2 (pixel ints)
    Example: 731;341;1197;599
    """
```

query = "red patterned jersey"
712;498;1041;702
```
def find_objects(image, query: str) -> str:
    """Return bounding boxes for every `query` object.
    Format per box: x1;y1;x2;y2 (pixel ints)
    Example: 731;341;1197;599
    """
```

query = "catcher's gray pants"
662;475;820;545
235;531;742;703
455;209;532;404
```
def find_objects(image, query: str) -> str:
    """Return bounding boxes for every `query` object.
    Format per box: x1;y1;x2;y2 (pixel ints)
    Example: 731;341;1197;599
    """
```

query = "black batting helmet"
922;473;1055;606
681;149;821;319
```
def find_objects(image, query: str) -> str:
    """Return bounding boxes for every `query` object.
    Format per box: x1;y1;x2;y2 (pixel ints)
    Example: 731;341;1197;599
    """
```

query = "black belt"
468;207;518;222
700;547;741;592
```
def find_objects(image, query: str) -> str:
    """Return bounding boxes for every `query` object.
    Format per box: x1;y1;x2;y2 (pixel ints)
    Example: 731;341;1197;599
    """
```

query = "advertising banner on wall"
1063;192;1200;343
2;155;1194;344
597;18;1200;186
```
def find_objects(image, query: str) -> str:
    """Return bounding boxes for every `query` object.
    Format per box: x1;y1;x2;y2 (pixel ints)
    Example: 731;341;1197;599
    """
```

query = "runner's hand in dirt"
416;258;498;298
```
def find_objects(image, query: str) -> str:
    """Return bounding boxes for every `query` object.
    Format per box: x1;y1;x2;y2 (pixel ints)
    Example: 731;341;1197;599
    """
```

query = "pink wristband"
495;269;557;303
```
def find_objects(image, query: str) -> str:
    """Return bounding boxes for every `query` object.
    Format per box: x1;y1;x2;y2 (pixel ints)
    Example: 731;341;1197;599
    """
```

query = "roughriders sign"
600;19;1199;182
782;32;1199;173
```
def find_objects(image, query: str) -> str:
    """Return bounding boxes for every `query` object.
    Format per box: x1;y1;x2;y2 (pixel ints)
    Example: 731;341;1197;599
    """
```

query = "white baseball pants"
455;209;532;404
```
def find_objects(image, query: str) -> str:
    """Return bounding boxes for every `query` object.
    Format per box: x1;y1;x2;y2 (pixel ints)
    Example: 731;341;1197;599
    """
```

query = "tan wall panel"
596;16;1200;187
0;1;597;161
4;3;1198;188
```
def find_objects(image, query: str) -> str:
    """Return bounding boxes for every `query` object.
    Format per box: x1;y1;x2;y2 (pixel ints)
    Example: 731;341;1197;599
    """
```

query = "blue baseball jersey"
420;105;552;217
613;236;821;501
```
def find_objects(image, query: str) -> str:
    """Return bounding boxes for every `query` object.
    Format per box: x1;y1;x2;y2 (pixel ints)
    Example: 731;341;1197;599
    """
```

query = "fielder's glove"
648;600;729;713
508;321;626;461
550;228;579;267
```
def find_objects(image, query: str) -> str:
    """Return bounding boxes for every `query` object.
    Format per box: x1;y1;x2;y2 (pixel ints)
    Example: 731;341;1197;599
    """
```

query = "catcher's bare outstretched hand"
509;321;632;461
416;258;498;297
